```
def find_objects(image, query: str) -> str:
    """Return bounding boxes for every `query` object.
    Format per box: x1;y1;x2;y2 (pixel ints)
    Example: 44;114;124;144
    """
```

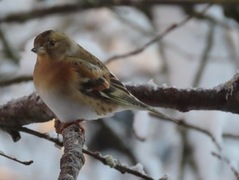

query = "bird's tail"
120;93;178;123
105;83;177;123
146;106;178;123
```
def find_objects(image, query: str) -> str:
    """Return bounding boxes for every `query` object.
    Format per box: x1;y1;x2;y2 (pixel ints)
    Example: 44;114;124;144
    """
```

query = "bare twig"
193;22;215;86
105;23;177;63
17;127;160;180
223;133;239;140
150;114;221;150
18;126;62;146
0;150;33;165
164;41;230;61
83;151;167;180
212;152;239;180
17;125;239;180
0;28;19;63
105;4;212;63
112;7;154;37
0;75;33;87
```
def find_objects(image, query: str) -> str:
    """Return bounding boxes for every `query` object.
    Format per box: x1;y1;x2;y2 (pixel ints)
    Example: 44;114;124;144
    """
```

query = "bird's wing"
69;57;148;109
69;57;110;91
69;57;175;122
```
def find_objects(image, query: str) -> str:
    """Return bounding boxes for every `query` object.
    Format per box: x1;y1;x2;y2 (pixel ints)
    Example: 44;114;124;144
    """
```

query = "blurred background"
0;0;239;180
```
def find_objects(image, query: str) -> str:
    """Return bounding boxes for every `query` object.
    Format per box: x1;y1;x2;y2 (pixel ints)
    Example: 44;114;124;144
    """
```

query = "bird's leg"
74;120;85;134
54;119;84;134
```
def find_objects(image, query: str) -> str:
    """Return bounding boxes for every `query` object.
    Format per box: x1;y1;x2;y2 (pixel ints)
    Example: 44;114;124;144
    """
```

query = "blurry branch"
105;23;171;63
0;150;33;165
18;125;239;155
18;127;163;180
108;4;234;65
112;8;154;37
2;1;237;24
92;120;138;164
0;75;33;87
188;8;236;29
151;113;221;150
193;22;215;86
179;130;202;180
105;4;211;64
212;152;239;180
223;133;239;140
164;41;230;61
157;34;170;82
0;4;84;23
178;119;221;150
0;28;19;63
58;123;85;180
223;6;239;23
223;26;239;68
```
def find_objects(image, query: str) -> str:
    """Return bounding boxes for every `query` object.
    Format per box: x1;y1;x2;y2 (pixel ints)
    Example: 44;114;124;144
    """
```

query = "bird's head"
32;30;78;60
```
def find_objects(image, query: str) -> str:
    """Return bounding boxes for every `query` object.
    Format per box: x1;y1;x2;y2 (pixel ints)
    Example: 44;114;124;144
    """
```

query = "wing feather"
69;57;149;109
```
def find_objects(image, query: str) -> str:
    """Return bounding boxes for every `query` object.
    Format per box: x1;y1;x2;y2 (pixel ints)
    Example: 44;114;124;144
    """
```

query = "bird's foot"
54;119;84;134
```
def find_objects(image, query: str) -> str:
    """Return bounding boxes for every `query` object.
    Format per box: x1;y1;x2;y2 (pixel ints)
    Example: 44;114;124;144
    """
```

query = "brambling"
32;30;173;124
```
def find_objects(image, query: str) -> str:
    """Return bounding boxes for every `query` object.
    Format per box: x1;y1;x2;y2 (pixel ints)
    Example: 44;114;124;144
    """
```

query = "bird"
32;30;175;127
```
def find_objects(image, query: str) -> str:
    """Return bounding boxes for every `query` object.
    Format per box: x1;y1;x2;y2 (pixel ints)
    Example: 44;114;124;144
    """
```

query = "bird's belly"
37;87;116;123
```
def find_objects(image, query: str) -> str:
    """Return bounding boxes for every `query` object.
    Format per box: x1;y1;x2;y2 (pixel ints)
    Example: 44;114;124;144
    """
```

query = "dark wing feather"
101;74;150;109
83;73;150;109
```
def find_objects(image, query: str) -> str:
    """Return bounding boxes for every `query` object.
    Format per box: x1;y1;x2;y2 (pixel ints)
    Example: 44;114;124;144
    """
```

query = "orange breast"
33;56;77;91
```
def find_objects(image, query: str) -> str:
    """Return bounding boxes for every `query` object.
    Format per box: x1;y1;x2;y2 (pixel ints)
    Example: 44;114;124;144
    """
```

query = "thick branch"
1;74;239;129
128;78;239;114
58;123;85;180
0;92;54;128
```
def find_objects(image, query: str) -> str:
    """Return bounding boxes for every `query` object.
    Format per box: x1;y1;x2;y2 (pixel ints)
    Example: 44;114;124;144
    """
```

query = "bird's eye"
48;40;56;47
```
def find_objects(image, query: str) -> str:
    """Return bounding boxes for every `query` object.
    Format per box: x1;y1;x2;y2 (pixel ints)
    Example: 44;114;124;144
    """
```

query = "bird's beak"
31;46;45;54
